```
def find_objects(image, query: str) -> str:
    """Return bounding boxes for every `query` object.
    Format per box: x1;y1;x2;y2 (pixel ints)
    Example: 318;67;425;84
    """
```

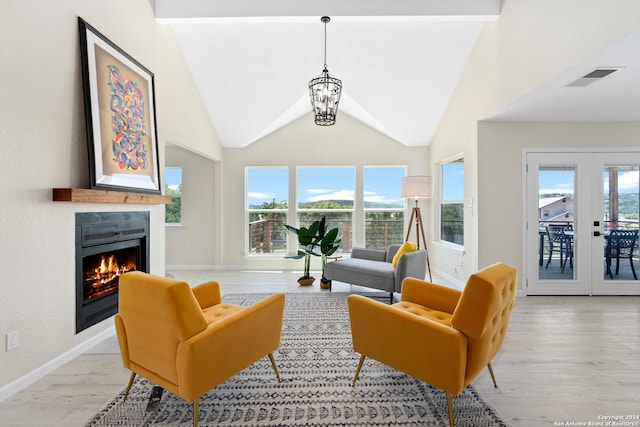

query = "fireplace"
76;211;149;333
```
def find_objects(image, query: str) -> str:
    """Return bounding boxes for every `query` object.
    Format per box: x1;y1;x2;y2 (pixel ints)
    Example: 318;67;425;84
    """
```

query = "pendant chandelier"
308;16;342;126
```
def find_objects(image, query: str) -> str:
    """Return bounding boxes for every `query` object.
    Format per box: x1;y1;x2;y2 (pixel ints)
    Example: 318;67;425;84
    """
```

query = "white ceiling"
156;0;498;148
155;0;640;148
488;28;640;122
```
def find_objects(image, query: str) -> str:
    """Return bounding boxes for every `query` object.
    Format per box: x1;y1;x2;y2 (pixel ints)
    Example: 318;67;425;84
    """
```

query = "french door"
526;151;640;295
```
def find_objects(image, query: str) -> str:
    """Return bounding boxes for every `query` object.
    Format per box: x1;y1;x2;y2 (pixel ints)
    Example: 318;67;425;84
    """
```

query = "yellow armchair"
348;262;516;427
114;271;285;427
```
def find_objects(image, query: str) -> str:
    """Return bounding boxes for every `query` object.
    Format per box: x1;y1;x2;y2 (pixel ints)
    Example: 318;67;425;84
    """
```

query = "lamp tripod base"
405;202;432;282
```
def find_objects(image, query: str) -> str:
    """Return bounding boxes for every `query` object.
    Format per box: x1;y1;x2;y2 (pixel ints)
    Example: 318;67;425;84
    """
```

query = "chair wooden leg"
446;392;455;427
268;352;282;382
123;372;136;402
352;354;366;387
192;398;199;427
487;362;498;388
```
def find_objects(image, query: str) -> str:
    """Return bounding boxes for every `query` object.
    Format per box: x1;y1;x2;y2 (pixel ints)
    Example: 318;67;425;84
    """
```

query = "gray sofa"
323;244;427;303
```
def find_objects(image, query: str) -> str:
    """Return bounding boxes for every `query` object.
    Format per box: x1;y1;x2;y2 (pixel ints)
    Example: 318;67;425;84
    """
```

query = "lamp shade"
401;176;432;199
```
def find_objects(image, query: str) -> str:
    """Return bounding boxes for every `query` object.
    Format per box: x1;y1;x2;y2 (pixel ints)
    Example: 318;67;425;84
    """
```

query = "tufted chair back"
451;263;517;384
117;272;208;385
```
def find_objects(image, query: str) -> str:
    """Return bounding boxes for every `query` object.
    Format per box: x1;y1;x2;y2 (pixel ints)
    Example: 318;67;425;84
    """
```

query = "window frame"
439;156;464;247
164;166;183;227
296;166;355;254
244;165;411;256
363;166;406;250
246;166;289;256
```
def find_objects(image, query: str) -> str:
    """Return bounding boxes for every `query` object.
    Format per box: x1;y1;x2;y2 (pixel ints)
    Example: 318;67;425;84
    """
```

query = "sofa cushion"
351;247;387;262
392;241;418;267
324;257;395;291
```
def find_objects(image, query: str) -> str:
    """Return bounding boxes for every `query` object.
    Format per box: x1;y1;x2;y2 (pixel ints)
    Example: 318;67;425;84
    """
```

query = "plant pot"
298;277;315;286
319;278;331;290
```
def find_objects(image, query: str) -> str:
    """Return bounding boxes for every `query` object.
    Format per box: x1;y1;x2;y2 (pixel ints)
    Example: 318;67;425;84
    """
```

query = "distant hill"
250;200;404;209
541;193;638;220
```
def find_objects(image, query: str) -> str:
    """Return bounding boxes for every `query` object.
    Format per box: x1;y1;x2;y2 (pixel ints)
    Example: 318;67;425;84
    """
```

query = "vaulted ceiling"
155;0;499;148
155;0;640;149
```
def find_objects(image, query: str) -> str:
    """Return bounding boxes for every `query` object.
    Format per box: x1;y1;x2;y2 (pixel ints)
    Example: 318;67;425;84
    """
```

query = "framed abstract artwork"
78;18;161;194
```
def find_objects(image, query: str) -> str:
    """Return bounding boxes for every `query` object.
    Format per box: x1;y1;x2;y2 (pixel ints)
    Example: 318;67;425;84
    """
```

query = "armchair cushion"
392;241;418;267
400;277;461;314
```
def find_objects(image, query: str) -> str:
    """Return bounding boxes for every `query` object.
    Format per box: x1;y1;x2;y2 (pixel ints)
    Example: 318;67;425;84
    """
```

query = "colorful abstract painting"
79;17;160;193
107;65;148;171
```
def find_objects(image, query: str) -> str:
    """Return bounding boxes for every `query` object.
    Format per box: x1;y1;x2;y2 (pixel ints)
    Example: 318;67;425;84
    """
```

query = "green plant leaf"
284;224;299;235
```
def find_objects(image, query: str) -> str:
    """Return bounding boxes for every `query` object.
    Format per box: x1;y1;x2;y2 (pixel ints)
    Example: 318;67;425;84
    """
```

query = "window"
297;167;354;253
440;158;464;245
363;166;405;249
245;166;409;256
247;167;288;254
165;167;182;224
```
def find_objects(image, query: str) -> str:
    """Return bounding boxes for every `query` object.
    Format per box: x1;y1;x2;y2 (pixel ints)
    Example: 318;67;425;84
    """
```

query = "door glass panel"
603;166;639;281
538;166;576;280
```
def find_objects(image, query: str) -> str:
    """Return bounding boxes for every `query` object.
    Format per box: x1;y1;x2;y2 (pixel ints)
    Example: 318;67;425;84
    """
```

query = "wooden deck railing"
248;219;404;254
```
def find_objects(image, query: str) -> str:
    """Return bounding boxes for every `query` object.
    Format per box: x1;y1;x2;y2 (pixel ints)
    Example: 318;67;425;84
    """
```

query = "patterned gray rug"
86;292;509;426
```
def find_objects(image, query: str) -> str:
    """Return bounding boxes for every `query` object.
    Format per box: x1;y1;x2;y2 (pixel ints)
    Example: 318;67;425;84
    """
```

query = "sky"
539;168;640;195
246;167;418;208
169;164;637;202
165;167;182;190
165;165;466;206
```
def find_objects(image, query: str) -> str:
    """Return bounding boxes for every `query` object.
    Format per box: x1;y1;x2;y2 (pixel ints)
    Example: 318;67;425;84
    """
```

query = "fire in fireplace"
76;211;149;333
83;247;138;302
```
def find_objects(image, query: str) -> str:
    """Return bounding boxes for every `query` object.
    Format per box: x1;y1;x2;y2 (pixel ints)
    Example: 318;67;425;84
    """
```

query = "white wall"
220;113;430;272
165;145;218;267
478;121;640;289
0;0;220;394
429;0;640;285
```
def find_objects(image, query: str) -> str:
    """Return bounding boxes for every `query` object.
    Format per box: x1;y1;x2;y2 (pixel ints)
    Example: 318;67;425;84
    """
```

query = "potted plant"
319;224;341;289
285;216;340;286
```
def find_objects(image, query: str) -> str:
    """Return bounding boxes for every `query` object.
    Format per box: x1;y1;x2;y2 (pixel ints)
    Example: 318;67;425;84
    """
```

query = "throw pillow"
392;241;418;267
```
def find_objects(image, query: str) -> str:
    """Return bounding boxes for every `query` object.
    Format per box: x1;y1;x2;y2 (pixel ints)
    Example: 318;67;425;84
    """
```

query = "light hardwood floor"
1;269;639;426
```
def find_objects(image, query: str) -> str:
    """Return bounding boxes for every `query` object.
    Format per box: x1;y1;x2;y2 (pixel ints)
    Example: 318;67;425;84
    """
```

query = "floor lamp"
401;176;432;282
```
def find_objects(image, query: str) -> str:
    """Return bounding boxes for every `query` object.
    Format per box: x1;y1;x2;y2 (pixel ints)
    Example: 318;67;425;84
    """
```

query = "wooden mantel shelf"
53;188;171;204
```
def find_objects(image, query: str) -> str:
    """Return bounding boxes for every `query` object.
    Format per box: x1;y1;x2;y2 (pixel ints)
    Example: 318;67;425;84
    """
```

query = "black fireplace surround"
76;211;149;333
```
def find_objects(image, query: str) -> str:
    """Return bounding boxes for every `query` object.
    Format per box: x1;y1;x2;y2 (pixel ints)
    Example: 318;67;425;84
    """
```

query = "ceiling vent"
566;68;619;87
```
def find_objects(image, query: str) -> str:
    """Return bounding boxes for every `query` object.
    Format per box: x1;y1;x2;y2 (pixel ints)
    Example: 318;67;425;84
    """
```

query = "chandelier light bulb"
308;16;342;126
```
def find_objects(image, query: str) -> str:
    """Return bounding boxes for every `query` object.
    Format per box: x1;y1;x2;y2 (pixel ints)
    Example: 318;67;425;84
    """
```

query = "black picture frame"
78;17;161;194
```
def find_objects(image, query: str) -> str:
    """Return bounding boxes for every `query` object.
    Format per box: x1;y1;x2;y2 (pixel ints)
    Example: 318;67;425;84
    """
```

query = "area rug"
86;292;509;426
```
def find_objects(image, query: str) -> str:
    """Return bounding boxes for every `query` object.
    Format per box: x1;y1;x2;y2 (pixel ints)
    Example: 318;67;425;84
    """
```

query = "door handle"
593;231;601;237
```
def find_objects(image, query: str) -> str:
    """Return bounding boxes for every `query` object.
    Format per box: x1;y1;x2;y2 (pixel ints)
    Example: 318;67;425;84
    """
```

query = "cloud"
609;170;640;193
307;189;354;202
307;188;334;194
363;190;401;204
539;184;574;195
248;191;275;199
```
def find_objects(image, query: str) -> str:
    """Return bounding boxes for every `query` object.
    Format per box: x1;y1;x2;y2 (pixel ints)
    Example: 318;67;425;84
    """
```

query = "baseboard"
0;327;115;402
432;268;466;290
165;265;297;272
165;264;218;271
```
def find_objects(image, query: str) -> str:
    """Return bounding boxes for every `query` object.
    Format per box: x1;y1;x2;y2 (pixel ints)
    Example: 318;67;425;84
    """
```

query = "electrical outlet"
6;330;19;351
